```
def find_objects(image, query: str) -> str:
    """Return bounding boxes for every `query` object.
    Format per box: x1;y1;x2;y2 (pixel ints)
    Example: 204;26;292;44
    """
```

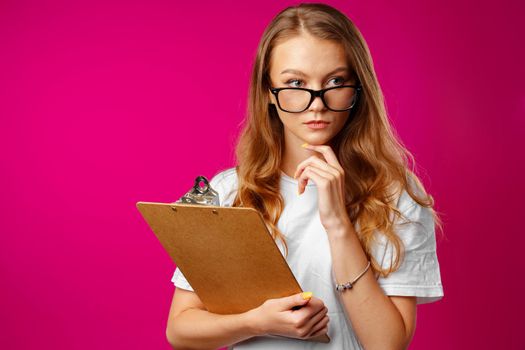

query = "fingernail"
301;143;309;148
301;291;313;300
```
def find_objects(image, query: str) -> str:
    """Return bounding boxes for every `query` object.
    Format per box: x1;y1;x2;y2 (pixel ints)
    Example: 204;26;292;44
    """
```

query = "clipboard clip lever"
175;175;220;206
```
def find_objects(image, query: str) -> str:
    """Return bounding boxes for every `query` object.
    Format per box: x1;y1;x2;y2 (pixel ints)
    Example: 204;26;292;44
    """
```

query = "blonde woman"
166;3;444;349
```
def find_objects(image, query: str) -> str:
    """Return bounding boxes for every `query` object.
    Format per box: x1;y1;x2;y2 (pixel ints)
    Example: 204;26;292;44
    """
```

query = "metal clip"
175;175;220;206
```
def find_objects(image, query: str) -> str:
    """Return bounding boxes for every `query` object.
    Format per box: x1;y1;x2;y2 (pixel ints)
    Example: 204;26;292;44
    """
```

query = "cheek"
276;111;307;137
276;111;294;128
332;112;351;130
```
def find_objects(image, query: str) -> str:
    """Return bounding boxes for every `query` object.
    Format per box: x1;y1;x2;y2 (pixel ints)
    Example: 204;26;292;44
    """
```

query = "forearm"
327;224;408;350
167;308;259;350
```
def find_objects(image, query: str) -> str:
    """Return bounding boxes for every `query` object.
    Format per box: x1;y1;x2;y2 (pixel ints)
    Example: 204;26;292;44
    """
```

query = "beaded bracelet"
335;260;371;292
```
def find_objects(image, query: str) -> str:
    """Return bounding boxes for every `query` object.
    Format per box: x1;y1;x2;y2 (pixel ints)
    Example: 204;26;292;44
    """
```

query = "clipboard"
137;201;330;343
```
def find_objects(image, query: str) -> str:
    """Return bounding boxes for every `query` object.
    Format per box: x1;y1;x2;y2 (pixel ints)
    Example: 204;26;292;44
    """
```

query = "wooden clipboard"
137;201;330;343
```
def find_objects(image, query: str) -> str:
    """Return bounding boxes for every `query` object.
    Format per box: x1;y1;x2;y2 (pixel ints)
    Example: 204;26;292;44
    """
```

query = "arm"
166;287;329;350
166;288;259;350
292;145;423;349
327;223;416;350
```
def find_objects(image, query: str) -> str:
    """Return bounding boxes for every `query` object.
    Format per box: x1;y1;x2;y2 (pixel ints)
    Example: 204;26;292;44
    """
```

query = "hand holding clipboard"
137;175;330;343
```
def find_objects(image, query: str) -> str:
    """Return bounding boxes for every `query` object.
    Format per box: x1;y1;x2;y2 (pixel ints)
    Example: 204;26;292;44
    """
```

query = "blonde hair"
231;3;443;277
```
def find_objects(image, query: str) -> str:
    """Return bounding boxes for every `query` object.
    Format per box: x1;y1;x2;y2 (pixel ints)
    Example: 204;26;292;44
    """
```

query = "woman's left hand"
293;143;353;232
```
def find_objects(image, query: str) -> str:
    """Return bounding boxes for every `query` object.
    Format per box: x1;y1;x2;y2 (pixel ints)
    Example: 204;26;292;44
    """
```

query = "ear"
267;88;276;105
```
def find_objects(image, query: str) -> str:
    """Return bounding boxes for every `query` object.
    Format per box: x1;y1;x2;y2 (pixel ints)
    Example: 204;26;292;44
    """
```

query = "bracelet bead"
335;260;371;292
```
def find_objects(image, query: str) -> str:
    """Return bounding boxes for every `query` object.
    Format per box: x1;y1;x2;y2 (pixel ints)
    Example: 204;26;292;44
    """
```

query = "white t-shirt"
171;167;444;349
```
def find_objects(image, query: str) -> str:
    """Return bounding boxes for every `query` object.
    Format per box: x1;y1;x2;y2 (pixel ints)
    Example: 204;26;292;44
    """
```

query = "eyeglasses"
269;85;362;113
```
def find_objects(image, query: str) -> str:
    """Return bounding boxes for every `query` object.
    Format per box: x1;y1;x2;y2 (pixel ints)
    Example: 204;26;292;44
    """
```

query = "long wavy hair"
230;3;443;278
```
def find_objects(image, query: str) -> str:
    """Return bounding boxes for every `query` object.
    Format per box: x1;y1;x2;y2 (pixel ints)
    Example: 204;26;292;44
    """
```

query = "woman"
166;3;444;349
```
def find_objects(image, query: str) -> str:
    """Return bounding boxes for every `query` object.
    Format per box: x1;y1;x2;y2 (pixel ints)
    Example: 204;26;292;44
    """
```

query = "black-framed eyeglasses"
269;85;362;113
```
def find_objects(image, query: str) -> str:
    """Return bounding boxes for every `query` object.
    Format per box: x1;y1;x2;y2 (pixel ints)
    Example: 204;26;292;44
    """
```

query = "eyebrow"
280;66;349;77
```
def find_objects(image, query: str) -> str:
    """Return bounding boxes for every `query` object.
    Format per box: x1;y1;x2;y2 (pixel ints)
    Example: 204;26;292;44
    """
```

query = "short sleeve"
208;167;238;207
371;190;444;305
171;267;194;291
169;167;238;290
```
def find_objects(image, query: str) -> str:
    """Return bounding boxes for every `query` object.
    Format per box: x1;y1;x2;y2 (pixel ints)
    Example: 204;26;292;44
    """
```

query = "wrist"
244;307;266;337
325;218;356;239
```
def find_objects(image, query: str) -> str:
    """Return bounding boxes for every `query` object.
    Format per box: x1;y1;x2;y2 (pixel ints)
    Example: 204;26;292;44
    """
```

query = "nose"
308;94;326;112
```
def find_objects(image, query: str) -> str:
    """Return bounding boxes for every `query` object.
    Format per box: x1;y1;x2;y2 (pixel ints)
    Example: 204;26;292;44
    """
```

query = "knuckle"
292;317;303;329
297;327;309;338
293;319;303;331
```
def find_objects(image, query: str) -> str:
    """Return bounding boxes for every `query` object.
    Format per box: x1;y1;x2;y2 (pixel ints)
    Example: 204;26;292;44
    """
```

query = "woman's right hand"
247;292;330;340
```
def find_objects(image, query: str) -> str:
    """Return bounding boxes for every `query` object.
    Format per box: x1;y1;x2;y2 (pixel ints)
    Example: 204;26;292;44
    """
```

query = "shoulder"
209;166;238;189
397;189;430;219
395;177;435;237
371;179;436;262
209;167;238;206
386;175;433;231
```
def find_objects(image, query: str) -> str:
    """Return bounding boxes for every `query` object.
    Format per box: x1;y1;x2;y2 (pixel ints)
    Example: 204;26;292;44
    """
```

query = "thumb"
279;291;313;311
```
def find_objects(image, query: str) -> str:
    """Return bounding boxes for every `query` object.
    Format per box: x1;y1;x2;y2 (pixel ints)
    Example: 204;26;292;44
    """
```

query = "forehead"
269;33;347;76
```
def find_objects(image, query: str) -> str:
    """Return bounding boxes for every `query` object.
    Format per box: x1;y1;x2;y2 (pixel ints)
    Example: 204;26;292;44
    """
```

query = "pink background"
1;0;524;348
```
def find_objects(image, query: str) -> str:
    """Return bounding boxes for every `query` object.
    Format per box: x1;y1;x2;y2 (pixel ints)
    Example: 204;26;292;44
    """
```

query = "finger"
280;292;312;311
310;315;330;334
299;306;328;333
307;315;329;337
294;155;340;181
291;298;325;325
297;166;330;194
302;144;344;172
308;324;329;339
297;165;331;194
304;297;327;313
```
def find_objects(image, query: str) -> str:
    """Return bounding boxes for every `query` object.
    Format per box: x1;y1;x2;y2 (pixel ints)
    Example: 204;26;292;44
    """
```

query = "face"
268;32;355;147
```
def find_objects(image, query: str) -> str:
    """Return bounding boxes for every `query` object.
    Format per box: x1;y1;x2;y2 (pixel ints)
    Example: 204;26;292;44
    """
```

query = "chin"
302;135;334;146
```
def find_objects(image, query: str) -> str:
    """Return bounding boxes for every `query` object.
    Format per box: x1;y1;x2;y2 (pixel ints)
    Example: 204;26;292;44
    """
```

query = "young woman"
166;3;444;349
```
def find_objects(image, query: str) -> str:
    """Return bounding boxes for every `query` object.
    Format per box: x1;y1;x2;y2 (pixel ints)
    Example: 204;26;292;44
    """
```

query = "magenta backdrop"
1;0;524;348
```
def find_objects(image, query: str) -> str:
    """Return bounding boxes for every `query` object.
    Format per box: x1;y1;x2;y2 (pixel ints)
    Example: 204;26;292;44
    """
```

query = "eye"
327;76;346;86
285;79;304;87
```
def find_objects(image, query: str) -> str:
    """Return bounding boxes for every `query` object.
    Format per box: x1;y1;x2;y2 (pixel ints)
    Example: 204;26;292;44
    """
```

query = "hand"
293;143;352;231
247;292;329;340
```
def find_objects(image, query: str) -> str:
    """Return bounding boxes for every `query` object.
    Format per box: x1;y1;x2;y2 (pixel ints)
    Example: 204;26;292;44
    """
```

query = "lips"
304;120;330;124
304;120;330;130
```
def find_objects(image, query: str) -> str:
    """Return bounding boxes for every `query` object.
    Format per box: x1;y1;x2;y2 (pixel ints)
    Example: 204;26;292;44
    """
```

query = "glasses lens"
324;87;357;110
278;89;311;112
